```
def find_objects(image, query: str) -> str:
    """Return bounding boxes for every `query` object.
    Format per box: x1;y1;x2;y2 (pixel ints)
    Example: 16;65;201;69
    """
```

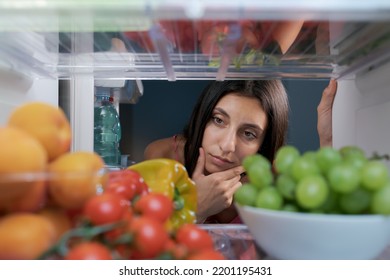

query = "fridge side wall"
333;60;390;169
0;78;58;125
0;32;59;125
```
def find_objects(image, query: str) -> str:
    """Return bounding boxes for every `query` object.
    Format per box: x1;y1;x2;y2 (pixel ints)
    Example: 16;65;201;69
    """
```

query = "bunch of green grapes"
234;145;390;215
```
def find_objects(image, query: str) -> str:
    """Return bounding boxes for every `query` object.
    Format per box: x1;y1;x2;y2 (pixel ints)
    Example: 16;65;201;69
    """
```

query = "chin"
204;163;218;175
205;163;230;175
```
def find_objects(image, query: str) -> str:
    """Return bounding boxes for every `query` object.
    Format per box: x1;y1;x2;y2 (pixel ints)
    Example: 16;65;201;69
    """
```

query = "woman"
144;80;337;223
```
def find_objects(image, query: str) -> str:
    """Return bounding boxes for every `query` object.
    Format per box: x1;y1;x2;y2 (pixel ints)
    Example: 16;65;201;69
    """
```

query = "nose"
219;129;236;154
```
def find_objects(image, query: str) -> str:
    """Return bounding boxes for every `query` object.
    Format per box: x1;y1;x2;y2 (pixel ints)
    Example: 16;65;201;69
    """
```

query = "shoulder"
144;135;186;164
144;137;173;160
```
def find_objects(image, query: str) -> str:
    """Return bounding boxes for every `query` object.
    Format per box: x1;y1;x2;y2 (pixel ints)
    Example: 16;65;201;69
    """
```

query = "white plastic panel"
333;60;390;169
332;79;362;148
68;31;95;153
356;101;390;169
0;78;58;125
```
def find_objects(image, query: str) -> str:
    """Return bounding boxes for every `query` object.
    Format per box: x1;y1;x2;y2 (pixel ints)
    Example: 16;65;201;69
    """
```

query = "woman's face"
202;93;268;175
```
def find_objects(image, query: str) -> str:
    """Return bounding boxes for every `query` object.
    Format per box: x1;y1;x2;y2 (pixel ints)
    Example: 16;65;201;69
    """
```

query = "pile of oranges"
0;102;224;260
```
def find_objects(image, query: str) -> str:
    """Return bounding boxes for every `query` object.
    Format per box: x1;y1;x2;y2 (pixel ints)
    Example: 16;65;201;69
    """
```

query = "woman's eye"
244;131;257;140
212;116;224;125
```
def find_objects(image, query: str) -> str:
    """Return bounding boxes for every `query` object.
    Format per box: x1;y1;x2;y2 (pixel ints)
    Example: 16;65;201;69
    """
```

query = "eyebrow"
214;107;265;132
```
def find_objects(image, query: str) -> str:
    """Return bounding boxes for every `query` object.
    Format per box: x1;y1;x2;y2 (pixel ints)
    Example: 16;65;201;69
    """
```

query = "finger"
326;79;337;95
320;79;338;108
216;165;246;181
192;147;205;178
317;80;337;114
228;181;243;197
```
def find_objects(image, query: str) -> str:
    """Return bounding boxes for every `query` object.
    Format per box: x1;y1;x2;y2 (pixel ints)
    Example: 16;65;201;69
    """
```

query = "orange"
0;126;48;206
38;206;72;242
7;102;72;162
3;182;47;213
48;151;106;209
0;213;56;259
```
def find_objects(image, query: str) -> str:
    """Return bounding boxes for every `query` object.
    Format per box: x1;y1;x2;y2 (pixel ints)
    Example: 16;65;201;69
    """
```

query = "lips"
209;154;234;168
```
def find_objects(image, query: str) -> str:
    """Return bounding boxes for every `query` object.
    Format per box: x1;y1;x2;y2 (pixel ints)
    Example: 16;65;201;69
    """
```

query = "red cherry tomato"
129;216;169;259
133;193;173;223
65;242;113;260
105;179;137;201
83;193;128;226
108;170;149;200
104;209;133;243
175;224;214;252
163;238;188;260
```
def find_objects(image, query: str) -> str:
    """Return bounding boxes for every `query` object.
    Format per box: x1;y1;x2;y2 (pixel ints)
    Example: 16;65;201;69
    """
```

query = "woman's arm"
317;80;338;147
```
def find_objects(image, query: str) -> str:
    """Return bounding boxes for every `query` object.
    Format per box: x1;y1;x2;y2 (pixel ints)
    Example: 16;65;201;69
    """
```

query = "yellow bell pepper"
128;159;197;231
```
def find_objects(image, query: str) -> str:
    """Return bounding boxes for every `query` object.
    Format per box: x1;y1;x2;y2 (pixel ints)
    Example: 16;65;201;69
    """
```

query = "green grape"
302;150;318;163
319;189;340;213
282;203;299;212
361;160;389;191
274;145;300;174
339;188;371;214
234;183;258;206
316;146;342;175
371;182;390;215
247;164;273;189
343;155;367;172
255;187;283;210
275;173;296;200
242;154;271;172
327;163;360;194
291;156;320;182
339;145;366;159
339;145;367;172
295;175;329;209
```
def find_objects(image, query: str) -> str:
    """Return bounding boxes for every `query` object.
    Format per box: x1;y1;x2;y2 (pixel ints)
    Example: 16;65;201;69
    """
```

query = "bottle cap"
95;87;111;97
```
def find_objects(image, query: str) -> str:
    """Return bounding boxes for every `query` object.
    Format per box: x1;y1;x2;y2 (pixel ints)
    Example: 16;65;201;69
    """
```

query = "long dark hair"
183;80;289;177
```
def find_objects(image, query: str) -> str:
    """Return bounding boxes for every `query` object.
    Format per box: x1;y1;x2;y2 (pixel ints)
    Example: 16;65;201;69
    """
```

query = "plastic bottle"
94;87;122;166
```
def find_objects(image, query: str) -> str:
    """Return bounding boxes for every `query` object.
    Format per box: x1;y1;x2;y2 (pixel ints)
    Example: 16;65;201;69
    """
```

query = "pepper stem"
173;187;184;211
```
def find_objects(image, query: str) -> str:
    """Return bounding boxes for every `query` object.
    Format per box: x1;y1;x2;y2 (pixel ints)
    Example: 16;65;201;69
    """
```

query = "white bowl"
236;204;390;260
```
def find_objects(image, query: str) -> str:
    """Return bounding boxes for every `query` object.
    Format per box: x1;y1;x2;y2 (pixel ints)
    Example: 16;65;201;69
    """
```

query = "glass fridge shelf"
0;1;389;80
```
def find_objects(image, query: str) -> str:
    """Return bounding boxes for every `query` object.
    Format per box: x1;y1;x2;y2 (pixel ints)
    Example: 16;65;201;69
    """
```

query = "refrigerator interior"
0;1;390;166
